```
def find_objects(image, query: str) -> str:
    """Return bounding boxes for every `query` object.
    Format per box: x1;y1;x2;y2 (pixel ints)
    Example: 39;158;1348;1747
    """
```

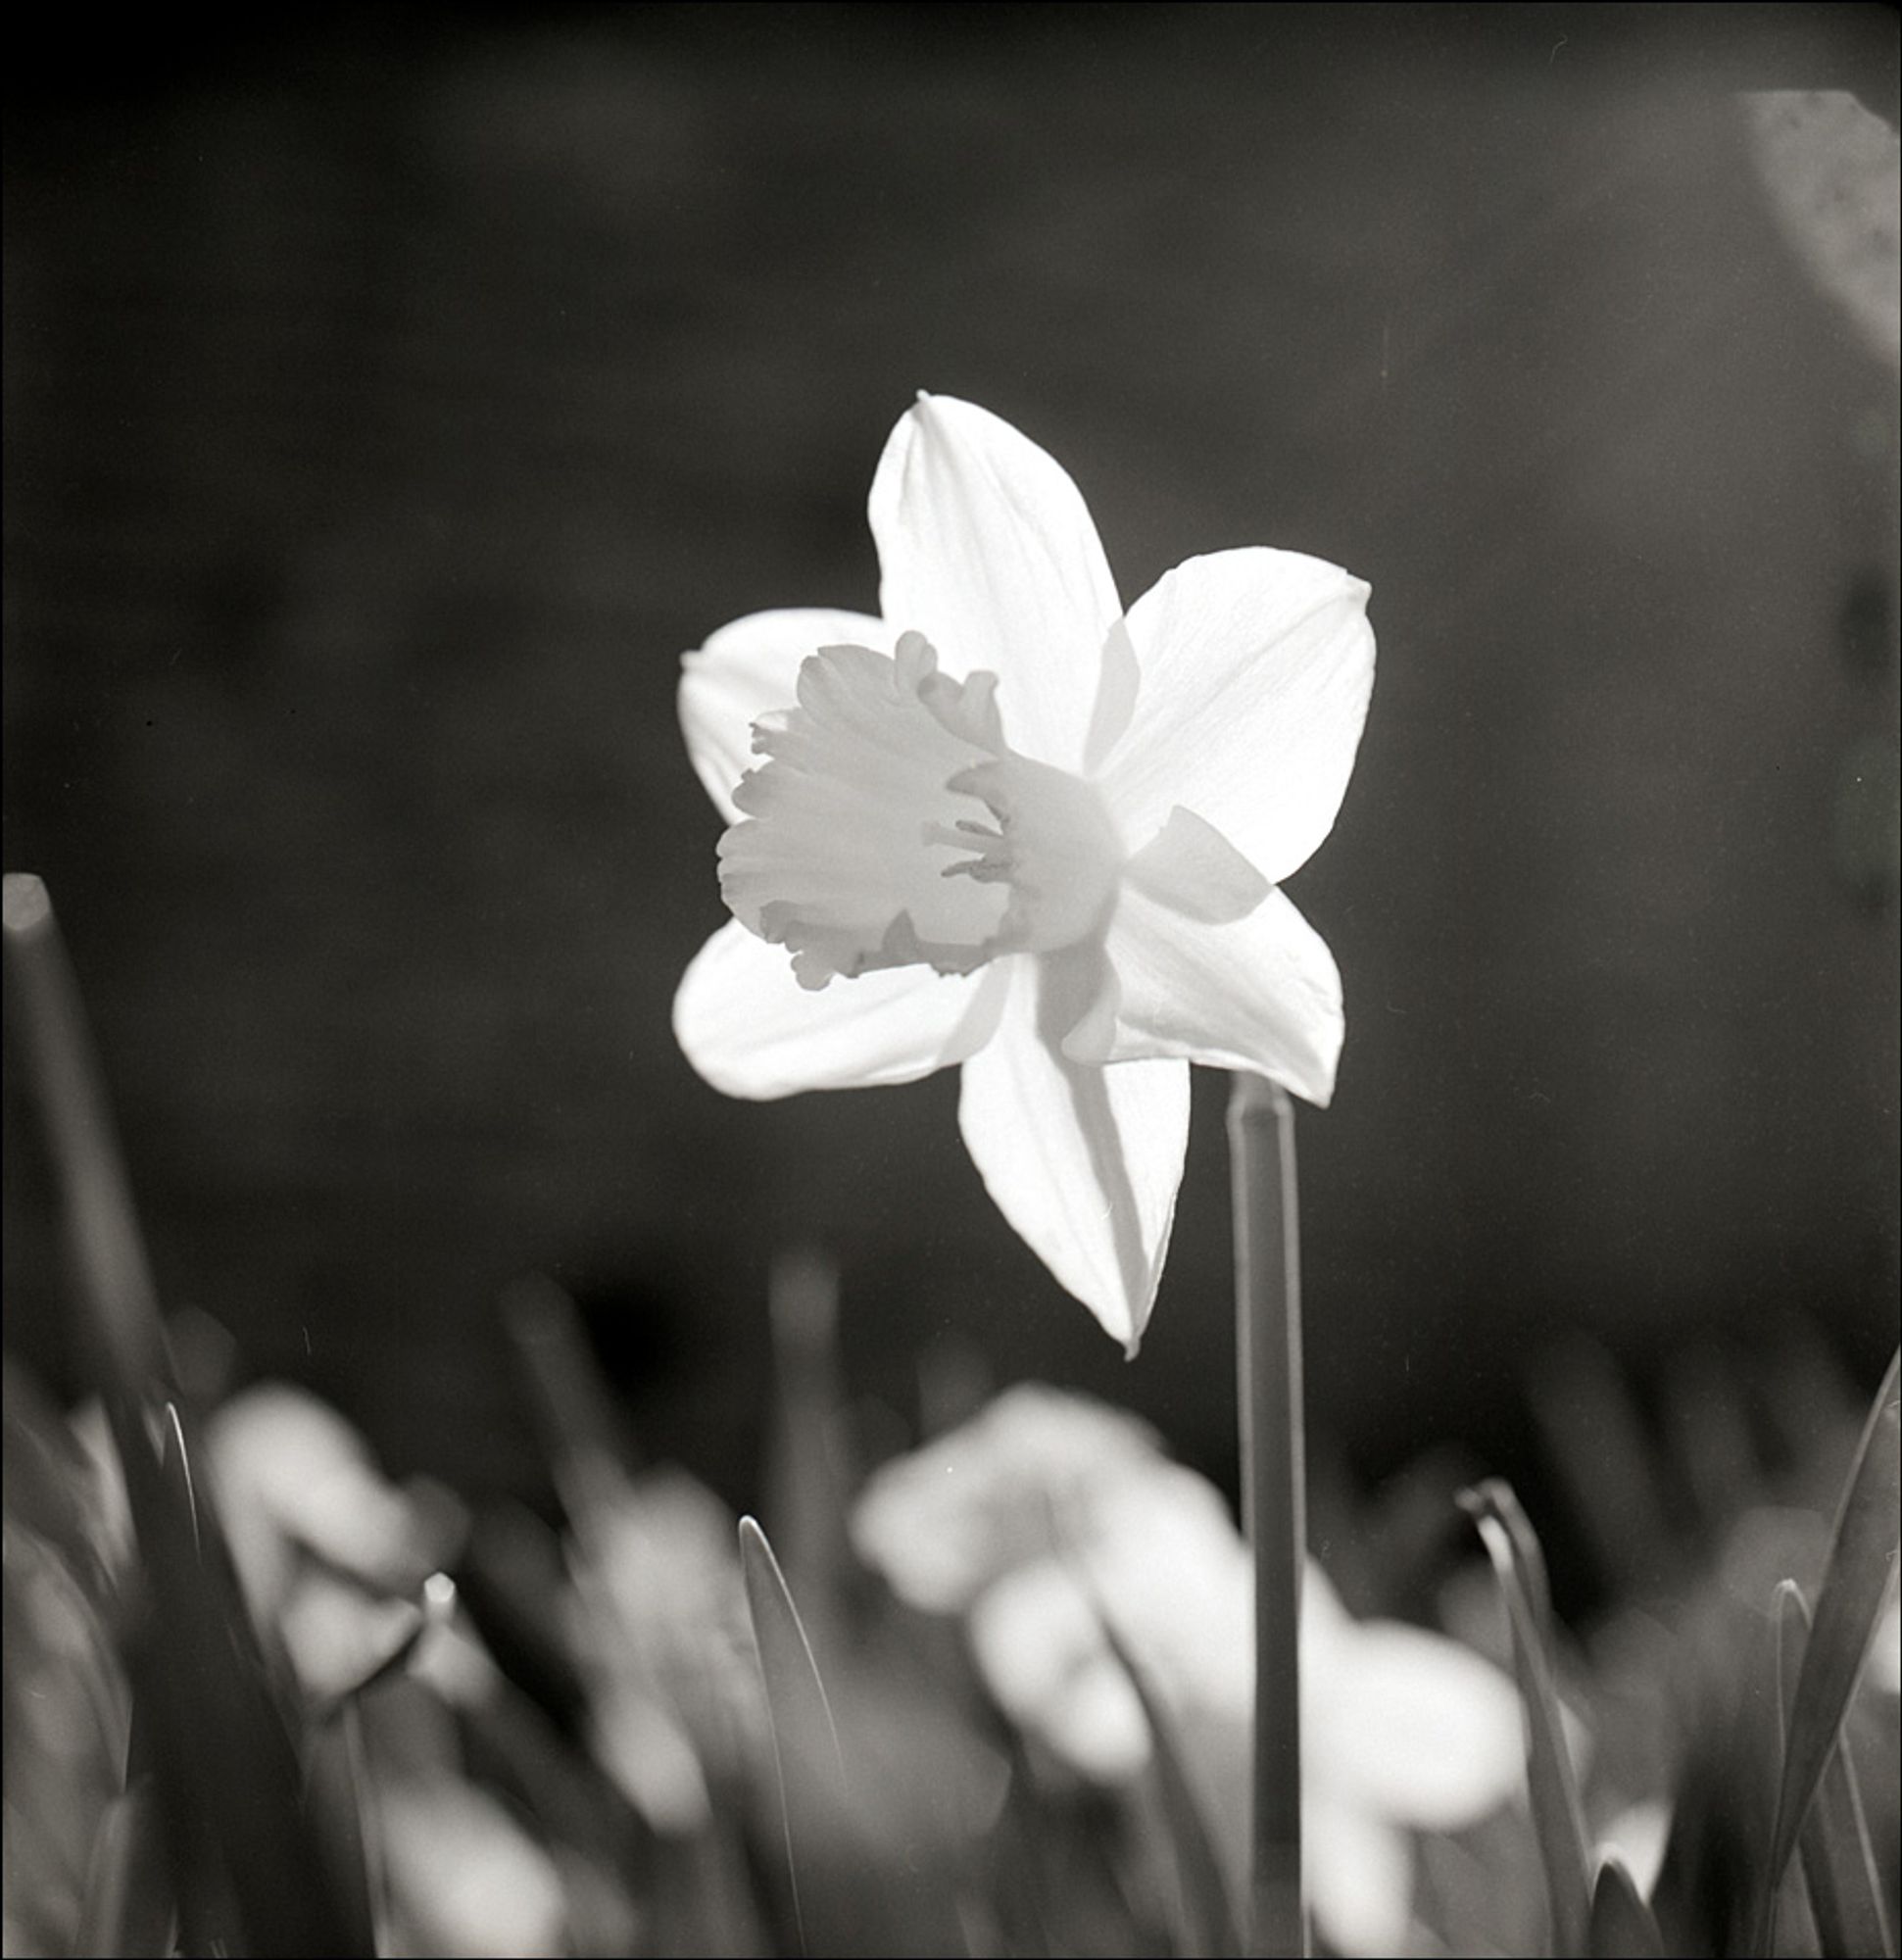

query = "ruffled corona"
719;631;1126;989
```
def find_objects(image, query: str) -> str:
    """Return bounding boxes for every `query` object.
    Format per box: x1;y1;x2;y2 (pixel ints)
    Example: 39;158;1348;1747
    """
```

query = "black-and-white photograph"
5;8;1897;1955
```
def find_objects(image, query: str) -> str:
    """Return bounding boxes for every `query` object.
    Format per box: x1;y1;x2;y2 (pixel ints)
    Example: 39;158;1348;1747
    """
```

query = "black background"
6;7;1897;1575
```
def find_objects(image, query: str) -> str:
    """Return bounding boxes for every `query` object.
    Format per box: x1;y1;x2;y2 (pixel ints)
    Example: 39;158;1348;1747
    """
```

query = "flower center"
719;633;1126;990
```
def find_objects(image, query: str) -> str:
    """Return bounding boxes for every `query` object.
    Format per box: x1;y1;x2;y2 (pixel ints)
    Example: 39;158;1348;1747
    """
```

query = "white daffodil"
852;1386;1525;1959
674;395;1374;1350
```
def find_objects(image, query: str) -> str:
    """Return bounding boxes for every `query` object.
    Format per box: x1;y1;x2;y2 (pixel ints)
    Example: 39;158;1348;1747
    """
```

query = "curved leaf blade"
1460;1479;1591;1958
1761;1349;1900;1950
1776;1582;1895;1959
1588;1850;1663;1959
738;1515;847;1955
1097;1604;1242;1958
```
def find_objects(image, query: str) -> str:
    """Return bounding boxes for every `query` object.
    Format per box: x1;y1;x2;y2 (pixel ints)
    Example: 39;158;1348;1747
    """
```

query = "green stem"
1229;1073;1305;1960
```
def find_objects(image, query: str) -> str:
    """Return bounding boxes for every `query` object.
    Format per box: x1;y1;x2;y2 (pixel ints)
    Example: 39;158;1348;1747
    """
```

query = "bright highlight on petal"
672;395;1375;1343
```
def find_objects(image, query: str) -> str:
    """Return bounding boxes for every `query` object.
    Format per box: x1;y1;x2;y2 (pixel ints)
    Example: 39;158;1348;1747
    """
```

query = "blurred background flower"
854;1383;1525;1954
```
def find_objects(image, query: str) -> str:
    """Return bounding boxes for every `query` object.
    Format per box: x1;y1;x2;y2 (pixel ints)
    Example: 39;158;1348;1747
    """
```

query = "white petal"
1304;1791;1418;1958
956;948;1189;1353
674;918;1008;1101
1100;549;1375;884
967;1562;1151;1784
868;395;1122;772
850;1385;1165;1614
1313;1622;1523;1832
1123;805;1270;924
679;608;886;823
1064;885;1343;1107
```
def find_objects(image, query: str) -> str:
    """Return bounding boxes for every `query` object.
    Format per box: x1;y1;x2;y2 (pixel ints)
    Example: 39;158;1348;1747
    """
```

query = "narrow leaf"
501;1272;641;1522
124;1392;376;1955
765;1249;853;1656
72;1777;174;1959
1;873;171;1400
1588;1851;1663;1958
1776;1583;1894;1959
1097;1605;1242;1957
5;875;372;1954
2;1363;117;1604
1460;1479;1592;1958
738;1515;847;1954
1761;1349;1900;1948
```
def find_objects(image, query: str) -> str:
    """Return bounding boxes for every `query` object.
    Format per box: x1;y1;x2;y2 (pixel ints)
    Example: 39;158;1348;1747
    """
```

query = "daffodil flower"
674;396;1374;1350
852;1385;1525;1959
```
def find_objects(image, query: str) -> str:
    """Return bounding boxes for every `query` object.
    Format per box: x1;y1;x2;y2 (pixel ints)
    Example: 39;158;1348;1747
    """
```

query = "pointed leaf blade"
1588;1850;1663;1958
738;1515;847;1953
1763;1351;1900;1930
1460;1479;1592;1958
1096;1605;1242;1957
1776;1583;1895;1960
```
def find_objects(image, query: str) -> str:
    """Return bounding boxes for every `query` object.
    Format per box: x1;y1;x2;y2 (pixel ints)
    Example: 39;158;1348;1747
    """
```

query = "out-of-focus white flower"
205;1383;460;1703
378;1777;568;1959
851;1383;1186;1610
1742;91;1899;369
1871;1576;1901;1696
1597;1798;1673;1904
853;1385;1523;1956
1299;1572;1526;1956
674;395;1374;1351
562;1465;760;1834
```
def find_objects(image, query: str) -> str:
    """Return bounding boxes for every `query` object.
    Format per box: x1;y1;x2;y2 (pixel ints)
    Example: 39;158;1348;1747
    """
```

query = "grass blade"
1776;1582;1895;1959
1759;1349;1900;1952
738;1514;847;1954
1097;1607;1242;1957
5;875;372;1955
2;874;171;1400
1588;1850;1662;1958
1459;1479;1592;1958
502;1272;641;1521
127;1396;376;1955
765;1249;853;1658
72;1777;174;1959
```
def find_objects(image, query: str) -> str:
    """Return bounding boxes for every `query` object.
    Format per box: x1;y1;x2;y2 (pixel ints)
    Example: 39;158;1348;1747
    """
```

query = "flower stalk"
1229;1072;1306;1959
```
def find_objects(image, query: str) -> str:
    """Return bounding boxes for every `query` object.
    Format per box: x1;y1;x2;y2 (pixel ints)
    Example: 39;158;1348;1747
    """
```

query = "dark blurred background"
6;6;1897;1566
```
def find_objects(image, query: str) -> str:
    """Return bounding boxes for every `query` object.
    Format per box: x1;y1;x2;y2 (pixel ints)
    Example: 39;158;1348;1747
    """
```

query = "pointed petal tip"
1291;1062;1339;1112
1081;886;1344;1098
